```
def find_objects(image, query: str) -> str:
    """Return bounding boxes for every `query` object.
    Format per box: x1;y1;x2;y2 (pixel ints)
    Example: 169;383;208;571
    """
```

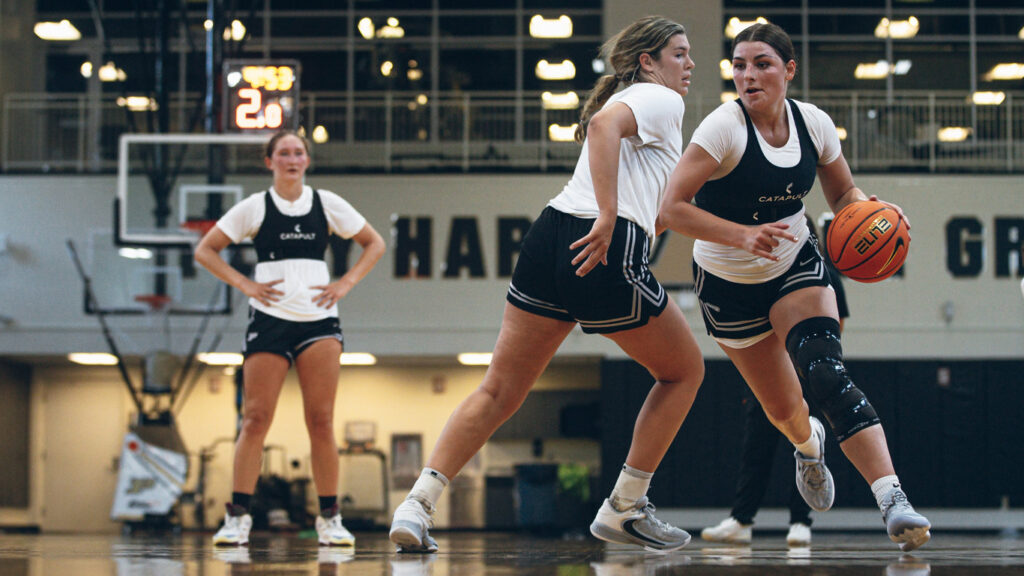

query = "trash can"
514;463;558;529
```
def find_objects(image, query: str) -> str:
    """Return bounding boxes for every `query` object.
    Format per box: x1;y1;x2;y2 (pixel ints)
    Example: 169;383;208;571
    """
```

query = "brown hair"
732;22;796;71
265;129;311;158
575;15;687;144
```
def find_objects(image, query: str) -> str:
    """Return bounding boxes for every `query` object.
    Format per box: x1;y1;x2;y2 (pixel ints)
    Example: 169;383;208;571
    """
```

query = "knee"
241;409;273;437
305;409;335;439
479;378;530;422
785;317;880;442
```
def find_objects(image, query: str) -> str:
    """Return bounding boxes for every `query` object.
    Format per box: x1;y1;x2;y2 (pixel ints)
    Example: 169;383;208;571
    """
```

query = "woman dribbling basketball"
658;22;930;552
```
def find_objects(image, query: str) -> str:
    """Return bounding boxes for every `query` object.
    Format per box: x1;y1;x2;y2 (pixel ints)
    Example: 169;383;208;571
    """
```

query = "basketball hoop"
134;293;173;312
180;219;217;242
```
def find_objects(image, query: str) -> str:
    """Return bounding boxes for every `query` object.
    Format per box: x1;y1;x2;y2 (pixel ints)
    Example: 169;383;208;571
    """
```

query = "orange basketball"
826;200;910;283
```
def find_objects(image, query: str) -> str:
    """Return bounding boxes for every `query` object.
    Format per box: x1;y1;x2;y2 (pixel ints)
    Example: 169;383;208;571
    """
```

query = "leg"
589;300;703;552
233;352;290;493
603;299;704;473
774;287;930;550
294;338;343;504
425;303;575;477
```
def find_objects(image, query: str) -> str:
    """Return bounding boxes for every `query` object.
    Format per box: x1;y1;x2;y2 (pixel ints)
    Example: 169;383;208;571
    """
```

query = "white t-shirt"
690;99;842;283
216;185;367;321
547;82;684;240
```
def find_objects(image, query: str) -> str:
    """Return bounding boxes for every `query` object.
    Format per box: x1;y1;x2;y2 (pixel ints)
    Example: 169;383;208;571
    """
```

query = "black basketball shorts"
693;236;831;344
507;206;667;334
242;308;344;363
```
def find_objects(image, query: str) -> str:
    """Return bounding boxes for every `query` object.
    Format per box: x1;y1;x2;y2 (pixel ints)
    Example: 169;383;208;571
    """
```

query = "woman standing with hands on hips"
658;22;931;552
195;130;386;547
389;15;704;553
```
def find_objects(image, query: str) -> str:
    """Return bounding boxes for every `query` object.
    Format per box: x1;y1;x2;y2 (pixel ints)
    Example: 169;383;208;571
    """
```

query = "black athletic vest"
253;190;330;263
694;99;818;225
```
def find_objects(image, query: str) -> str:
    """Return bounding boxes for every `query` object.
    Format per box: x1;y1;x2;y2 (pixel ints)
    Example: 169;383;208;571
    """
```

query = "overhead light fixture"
223;19;245;42
591;59;606;74
312;125;329;143
377;17;404;38
380;60;394;77
69;353;118;365
875;16;919;39
721;91;738;103
725;17;768;39
204;19;214;31
529;15;572;39
971;91;1005;105
937;126;970;142
457;353;493;366
340;352;377;365
548;123;578;142
197;352;244;366
836;127;848;141
80;61;93;78
1019;26;1024;40
34;19;81;41
854;59;911;79
720;59;733;80
116;96;157;111
983;63;1024;81
98;61;126;82
416;94;428;105
541;91;579;110
358;17;374;40
536;59;576;80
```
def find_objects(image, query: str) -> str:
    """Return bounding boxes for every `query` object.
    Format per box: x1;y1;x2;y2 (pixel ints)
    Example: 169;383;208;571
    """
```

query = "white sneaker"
701;517;752;544
316;512;355;546
590;497;691;552
786;522;811;546
794;417;835;512
390;497;439;553
880;487;931;552
212;507;252;546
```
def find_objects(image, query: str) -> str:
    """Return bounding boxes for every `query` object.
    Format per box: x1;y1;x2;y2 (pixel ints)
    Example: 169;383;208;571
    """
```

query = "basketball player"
195;130;386;547
702;217;848;547
390;16;704;553
659;22;931;552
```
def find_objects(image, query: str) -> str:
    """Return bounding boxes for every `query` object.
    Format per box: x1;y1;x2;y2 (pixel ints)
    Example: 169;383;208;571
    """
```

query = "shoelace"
802;462;827;488
634;497;673;531
883;490;909;517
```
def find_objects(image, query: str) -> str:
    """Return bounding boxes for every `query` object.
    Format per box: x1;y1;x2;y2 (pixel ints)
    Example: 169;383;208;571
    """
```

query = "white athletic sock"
871;475;902;509
610;464;653;510
794;423;821;459
408;468;449;509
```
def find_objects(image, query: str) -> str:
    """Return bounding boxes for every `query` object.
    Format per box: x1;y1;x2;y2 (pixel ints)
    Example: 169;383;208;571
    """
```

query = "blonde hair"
575;16;686;144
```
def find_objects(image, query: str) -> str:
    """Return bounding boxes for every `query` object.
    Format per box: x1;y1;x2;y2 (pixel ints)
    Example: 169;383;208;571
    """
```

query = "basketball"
826;200;910;283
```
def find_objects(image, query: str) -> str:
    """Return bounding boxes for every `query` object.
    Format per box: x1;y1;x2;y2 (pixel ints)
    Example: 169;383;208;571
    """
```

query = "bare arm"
818;154;910;228
193;227;283;306
311;221;386;308
569;102;637;277
659;143;798;261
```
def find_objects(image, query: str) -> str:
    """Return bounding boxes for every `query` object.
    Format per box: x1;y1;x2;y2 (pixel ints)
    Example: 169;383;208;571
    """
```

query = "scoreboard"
223;59;301;132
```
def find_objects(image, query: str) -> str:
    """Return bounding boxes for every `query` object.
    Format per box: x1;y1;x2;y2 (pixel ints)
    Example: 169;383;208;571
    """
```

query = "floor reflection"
0;531;1020;576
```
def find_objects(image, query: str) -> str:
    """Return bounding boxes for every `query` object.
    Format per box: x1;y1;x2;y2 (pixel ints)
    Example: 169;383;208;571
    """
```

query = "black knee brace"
785;317;880;442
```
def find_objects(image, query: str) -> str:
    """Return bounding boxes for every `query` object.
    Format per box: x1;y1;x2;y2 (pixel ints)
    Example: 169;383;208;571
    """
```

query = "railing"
3;91;1021;174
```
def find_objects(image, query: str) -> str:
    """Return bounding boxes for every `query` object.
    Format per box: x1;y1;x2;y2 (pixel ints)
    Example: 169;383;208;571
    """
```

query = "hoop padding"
134;293;173;312
180;220;218;242
117;133;267;247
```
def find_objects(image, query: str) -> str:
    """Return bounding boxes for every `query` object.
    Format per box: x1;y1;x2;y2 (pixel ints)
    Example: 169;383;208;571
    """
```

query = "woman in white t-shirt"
195;130;385;548
659;22;930;552
389;16;704;554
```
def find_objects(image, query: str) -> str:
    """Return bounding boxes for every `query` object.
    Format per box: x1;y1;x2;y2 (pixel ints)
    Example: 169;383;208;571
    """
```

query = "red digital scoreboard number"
223;59;301;132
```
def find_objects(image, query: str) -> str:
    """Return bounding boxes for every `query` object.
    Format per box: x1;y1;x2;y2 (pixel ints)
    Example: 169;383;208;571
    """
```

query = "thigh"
603;298;703;383
720;336;803;421
294;337;343;410
482;303;576;398
769;285;839;342
242;352;291;414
